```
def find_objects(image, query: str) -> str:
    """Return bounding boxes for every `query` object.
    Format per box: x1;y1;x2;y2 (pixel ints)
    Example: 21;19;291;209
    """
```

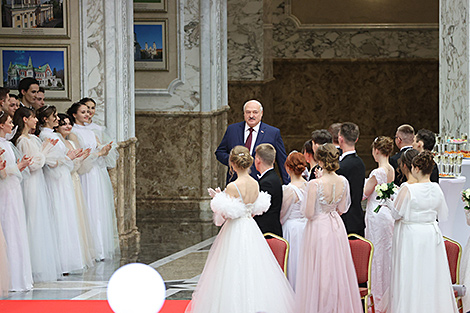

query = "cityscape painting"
1;47;69;99
134;20;167;71
1;0;68;36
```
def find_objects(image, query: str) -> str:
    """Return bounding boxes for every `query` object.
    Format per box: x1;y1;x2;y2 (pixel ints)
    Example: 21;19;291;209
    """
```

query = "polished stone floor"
0;237;215;300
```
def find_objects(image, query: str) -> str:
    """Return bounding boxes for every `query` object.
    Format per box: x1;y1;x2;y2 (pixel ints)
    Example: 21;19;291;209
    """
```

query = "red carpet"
0;300;190;313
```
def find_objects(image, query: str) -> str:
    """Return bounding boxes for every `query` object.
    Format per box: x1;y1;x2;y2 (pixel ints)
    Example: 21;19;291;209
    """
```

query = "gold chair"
263;232;289;276
443;236;463;313
348;233;375;313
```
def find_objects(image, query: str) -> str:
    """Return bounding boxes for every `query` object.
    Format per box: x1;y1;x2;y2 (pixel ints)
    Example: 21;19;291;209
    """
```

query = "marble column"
134;0;227;259
80;0;139;258
440;0;469;136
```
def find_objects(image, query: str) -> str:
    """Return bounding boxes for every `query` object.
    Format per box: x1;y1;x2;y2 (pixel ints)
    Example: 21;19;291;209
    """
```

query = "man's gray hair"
243;100;263;112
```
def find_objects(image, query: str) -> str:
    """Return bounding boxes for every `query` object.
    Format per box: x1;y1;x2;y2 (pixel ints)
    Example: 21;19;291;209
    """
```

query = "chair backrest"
444;236;462;284
264;232;289;275
348;233;373;285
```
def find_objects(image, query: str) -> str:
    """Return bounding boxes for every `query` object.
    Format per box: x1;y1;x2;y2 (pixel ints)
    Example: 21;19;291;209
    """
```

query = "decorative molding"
135;105;230;117
284;0;438;30
135;0;185;97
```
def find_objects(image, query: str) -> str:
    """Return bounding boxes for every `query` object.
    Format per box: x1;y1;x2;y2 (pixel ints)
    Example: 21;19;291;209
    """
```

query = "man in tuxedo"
390;124;415;186
336;122;366;236
254;143;283;237
309;129;332;180
18;77;40;109
215;100;289;185
413;128;439;183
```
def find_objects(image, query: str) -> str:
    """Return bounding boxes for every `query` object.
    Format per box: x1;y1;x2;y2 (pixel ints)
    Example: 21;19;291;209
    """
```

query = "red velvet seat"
444;237;463;313
348;233;375;313
264;232;289;275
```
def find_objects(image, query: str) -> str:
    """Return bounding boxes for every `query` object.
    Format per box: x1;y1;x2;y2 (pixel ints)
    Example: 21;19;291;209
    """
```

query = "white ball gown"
280;182;307;290
0;222;10;296
389;182;457;313
185;186;295;313
39;128;85;273
364;168;394;312
16;134;62;282
71;124;119;260
0;137;33;291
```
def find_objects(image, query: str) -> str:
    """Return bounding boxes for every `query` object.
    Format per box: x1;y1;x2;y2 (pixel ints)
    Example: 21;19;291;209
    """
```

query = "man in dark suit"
253;143;283;237
215;100;289;185
413;128;439;183
336;122;366;236
390;124;415;186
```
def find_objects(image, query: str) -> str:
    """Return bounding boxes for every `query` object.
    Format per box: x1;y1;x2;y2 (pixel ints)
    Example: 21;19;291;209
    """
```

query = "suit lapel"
253;122;266;154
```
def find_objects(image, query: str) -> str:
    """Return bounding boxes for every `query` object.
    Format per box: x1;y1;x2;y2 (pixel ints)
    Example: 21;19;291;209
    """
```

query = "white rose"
377;190;383;198
380;184;388;191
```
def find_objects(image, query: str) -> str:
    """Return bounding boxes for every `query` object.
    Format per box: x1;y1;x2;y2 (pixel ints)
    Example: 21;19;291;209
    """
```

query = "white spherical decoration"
107;263;165;313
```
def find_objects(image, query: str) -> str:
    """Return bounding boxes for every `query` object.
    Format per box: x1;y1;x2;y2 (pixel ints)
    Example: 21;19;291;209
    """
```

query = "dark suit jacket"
390;147;412;186
254;169;283;237
308;164;321;181
215;121;290;184
431;162;439;183
336;153;366;235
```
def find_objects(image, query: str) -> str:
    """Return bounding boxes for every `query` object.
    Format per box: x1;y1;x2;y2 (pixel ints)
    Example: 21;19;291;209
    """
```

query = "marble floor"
0;237;215;301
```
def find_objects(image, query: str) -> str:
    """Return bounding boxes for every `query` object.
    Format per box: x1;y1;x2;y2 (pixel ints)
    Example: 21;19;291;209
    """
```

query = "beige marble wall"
135;109;228;261
109;138;140;261
229;59;439;171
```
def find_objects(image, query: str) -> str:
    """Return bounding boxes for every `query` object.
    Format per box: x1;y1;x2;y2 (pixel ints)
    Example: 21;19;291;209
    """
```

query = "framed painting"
134;19;168;71
1;0;69;37
1;46;70;99
134;0;167;12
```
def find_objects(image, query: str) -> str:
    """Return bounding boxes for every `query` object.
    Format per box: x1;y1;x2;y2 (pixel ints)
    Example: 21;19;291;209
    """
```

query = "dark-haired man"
390;124;415;186
310;129;333;180
18;77;40;109
336;122;366;236
34;87;45;110
413;129;439;183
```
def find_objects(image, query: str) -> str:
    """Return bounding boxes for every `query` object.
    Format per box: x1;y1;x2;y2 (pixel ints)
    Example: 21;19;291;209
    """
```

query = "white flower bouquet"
462;188;470;210
374;182;398;213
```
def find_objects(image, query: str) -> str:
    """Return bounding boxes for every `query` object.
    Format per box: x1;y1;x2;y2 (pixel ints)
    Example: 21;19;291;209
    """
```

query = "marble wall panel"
229;59;439;171
439;0;469;136
269;0;438;60
227;0;264;80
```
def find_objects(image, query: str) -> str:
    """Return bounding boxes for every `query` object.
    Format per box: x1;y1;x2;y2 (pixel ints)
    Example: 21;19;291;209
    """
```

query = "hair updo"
230;146;253;170
372;136;394;156
398;148;419;173
412;150;435;175
315;143;340;172
285;151;307;176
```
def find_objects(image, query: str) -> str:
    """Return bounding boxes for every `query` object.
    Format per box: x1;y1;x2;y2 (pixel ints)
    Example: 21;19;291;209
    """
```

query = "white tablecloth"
439;175;468;246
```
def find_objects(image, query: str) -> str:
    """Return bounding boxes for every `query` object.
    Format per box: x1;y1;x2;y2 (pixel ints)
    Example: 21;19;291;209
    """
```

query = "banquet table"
439;173;469;246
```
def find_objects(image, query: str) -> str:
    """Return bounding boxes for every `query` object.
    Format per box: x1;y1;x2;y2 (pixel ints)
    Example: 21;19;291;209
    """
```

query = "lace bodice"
210;190;271;226
301;176;351;219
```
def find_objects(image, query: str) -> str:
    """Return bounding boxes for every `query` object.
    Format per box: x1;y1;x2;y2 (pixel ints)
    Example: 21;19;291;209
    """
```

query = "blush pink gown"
295;176;363;313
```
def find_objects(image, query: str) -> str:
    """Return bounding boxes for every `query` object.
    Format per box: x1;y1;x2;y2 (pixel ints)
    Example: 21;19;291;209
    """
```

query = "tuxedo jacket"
390;147;412;186
254;169;283;237
215;121;289;185
336;153;366;234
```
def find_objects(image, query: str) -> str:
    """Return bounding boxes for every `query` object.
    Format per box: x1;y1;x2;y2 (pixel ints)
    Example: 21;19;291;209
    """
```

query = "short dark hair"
0;87;10;101
311;129;332;145
38;87;45;93
302;140;313;155
18;77;39;98
339;122;360;144
79;97;96;105
415;129;436;151
9;94;18;100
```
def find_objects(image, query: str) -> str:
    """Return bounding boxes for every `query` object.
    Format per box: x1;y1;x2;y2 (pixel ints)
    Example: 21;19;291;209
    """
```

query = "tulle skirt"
186;216;294;313
282;217;306;290
461;236;470;312
23;170;61;282
295;212;363;313
0;223;10;296
365;202;394;312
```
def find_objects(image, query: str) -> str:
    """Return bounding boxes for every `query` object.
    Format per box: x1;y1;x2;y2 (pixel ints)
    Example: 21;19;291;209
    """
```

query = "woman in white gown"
12;107;62;282
186;145;294;313
280;151;307;290
389;151;457;313
362;136;395;312
67;102;119;260
460;207;470;312
36;106;85;273
0;150;10;296
0;112;33;291
55;113;96;267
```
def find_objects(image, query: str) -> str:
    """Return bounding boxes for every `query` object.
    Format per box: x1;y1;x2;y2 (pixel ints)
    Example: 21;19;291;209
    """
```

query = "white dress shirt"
339;150;356;162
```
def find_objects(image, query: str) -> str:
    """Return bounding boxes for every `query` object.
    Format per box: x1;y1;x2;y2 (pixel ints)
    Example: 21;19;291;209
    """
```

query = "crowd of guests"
0;78;119;296
188;99;458;313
